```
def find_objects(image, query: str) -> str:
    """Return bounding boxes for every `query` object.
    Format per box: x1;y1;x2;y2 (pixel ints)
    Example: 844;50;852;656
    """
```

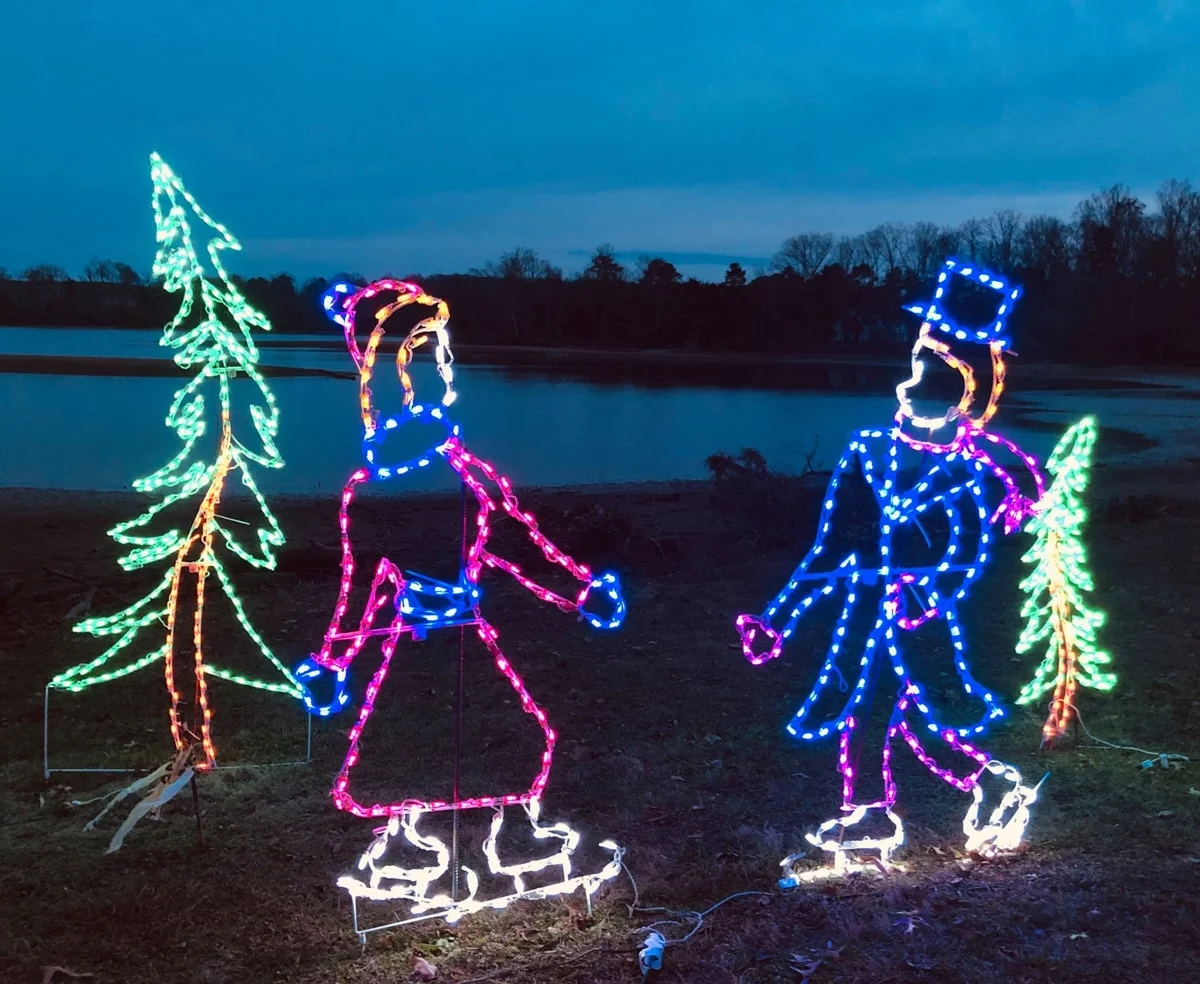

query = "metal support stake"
42;686;51;781
190;773;206;847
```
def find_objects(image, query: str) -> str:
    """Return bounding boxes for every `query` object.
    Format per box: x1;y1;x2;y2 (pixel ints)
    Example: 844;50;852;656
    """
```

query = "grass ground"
1;459;1199;983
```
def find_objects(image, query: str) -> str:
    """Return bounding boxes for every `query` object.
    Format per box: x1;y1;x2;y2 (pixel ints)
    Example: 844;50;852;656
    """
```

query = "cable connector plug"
638;931;666;976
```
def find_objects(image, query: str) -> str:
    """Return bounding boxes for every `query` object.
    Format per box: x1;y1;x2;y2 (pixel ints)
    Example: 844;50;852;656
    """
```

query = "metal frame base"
345;855;618;946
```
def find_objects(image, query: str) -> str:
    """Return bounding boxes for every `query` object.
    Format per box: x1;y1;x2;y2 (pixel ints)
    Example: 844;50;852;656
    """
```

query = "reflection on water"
0;326;912;392
0;370;903;491
0;326;1196;492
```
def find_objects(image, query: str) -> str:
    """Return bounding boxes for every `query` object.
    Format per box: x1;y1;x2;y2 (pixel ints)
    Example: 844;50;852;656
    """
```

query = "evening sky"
0;0;1195;281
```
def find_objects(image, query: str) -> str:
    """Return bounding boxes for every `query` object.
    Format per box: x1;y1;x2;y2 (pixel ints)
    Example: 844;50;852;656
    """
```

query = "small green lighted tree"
1015;416;1116;744
49;152;299;770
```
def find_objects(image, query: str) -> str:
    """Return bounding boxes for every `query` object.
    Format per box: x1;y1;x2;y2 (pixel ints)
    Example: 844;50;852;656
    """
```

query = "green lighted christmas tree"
50;152;299;770
1014;416;1116;744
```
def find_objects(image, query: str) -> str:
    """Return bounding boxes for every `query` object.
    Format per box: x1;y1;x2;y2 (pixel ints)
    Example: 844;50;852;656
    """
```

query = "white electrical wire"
1068;702;1188;763
622;861;772;947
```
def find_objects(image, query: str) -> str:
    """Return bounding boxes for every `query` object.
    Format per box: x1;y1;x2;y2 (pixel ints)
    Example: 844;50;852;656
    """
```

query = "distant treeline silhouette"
3;181;1199;365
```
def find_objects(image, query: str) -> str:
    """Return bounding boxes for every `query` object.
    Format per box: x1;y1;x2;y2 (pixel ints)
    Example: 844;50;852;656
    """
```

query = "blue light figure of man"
736;259;1048;883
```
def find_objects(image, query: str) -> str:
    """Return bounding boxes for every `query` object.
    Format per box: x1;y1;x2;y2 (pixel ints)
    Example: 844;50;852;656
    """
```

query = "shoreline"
4;459;1197;507
0;478;708;509
0;327;1197;385
0;349;1187;392
0;353;353;379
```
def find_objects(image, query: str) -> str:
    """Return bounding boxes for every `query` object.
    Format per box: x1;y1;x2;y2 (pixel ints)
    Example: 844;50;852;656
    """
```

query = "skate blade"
341;849;623;931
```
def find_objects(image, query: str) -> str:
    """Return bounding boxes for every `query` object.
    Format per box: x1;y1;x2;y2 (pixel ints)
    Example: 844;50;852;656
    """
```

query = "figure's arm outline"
756;430;882;632
969;430;1047;533
445;444;607;617
310;470;407;671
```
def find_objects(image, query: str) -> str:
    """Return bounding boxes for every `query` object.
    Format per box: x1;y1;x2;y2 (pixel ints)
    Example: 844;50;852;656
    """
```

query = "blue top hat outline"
903;258;1022;347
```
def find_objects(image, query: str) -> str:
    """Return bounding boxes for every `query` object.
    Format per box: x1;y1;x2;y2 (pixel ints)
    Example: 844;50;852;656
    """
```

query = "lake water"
2;326;1198;493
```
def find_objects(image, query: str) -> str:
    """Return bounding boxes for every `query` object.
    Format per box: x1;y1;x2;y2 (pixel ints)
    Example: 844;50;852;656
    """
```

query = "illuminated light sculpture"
48;153;298;774
737;259;1046;883
297;278;627;932
1015;416;1115;744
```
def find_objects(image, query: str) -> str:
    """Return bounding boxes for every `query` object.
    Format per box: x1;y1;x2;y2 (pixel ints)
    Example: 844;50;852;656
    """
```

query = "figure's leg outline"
473;613;556;804
887;605;1006;741
893;680;1041;857
332;628;403;817
788;621;906;882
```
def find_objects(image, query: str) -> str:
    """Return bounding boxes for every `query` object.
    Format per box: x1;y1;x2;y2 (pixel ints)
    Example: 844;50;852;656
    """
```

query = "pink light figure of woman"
295;279;626;919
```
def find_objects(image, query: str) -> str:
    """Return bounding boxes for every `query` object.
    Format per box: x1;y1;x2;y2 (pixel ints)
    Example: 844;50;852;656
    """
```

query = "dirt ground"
1;457;1199;983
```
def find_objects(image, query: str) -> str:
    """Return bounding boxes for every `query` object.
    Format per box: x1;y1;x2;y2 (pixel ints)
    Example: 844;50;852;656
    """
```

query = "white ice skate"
479;800;623;911
339;801;622;935
781;805;906;886
338;807;472;915
963;760;1044;857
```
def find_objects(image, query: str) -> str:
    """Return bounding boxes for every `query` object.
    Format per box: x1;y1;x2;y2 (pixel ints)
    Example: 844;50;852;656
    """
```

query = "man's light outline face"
895;325;1008;438
895;325;975;432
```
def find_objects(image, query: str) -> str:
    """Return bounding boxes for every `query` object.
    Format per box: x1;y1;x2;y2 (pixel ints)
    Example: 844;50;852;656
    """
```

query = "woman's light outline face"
342;282;457;437
392;320;457;411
